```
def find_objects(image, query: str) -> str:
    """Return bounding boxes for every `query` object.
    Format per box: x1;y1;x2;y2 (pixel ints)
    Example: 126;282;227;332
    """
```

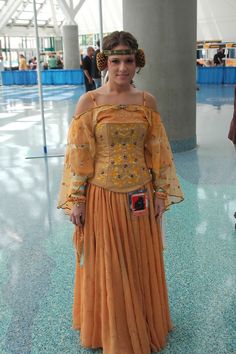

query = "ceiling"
197;0;236;42
0;0;235;42
0;0;123;37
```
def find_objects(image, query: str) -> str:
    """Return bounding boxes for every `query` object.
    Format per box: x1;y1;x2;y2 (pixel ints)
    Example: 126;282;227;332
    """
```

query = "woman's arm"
144;93;183;219
58;93;96;225
69;94;96;226
143;93;165;219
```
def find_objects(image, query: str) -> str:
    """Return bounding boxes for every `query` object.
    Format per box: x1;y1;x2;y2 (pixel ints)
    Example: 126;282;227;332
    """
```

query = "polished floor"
0;84;235;354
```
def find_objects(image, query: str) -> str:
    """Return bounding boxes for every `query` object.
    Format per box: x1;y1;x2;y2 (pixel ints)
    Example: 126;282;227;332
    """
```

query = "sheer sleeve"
144;110;184;209
57;111;95;214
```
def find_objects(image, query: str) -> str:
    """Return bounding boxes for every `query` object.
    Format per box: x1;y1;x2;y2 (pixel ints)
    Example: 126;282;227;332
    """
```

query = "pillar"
123;0;197;152
62;25;80;69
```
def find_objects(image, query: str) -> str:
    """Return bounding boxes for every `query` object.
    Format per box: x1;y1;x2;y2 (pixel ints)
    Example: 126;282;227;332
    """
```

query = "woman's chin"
115;77;131;85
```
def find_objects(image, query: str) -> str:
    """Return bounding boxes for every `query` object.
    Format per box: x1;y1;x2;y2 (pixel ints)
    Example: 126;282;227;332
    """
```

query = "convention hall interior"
0;0;236;353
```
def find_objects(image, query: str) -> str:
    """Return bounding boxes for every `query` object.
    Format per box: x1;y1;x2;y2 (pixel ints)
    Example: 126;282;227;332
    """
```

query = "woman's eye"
111;59;120;64
126;59;135;64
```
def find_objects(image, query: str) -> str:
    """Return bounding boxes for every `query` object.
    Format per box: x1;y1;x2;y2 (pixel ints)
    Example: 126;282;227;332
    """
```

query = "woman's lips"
116;74;129;77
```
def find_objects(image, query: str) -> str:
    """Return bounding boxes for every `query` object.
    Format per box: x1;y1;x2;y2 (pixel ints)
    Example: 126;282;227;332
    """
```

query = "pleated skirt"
72;182;172;354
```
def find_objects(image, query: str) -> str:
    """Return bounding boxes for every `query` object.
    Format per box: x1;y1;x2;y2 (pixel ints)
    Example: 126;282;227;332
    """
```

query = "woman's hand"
70;203;86;226
154;196;165;221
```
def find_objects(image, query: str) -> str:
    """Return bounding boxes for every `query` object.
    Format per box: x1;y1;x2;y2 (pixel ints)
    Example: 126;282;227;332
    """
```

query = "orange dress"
58;103;183;354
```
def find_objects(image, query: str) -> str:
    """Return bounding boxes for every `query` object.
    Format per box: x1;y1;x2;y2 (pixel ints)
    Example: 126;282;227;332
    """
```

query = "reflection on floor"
0;84;235;354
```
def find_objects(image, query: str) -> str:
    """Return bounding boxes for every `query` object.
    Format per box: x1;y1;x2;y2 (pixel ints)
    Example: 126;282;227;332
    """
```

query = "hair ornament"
96;51;107;71
96;48;146;72
135;49;145;68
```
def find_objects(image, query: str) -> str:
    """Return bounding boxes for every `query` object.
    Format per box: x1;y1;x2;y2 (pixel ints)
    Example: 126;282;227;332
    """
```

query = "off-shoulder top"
57;103;184;213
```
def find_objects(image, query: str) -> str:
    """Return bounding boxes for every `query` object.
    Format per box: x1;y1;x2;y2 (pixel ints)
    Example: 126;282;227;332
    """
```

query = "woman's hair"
102;31;138;51
96;31;145;71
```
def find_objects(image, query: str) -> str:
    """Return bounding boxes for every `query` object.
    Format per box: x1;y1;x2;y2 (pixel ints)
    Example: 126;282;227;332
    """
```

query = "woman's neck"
105;81;133;95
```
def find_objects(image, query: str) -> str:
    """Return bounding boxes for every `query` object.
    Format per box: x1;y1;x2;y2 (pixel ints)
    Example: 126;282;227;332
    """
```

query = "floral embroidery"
90;122;151;190
57;105;183;211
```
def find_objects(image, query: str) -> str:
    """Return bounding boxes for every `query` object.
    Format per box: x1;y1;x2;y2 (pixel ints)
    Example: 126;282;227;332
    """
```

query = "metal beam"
0;24;58;37
0;0;85;35
57;0;75;24
15;2;29;22
28;0;47;26
49;0;61;35
0;0;23;31
32;0;47;154
74;0;86;16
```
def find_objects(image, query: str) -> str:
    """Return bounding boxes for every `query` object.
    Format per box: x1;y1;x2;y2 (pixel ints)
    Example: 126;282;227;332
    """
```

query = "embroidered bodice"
57;105;184;212
89;106;151;191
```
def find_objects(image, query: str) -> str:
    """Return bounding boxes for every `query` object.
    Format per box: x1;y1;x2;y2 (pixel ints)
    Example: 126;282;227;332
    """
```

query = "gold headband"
103;49;137;56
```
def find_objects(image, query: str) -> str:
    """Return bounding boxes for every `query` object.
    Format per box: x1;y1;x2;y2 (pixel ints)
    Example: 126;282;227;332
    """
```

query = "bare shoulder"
74;92;95;116
144;92;157;111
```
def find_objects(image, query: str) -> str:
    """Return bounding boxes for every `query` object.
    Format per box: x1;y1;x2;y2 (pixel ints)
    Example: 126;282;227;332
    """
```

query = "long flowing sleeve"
57;111;95;214
144;110;184;209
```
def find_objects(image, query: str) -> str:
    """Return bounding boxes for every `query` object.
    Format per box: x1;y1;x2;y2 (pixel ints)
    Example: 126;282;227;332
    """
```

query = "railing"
1;69;84;85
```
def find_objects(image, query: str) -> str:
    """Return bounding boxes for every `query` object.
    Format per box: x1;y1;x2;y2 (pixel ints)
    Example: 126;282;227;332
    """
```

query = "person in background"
43;60;48;70
92;40;101;88
19;54;27;71
58;30;184;354
228;86;236;151
48;54;58;69
213;48;225;66
56;55;63;69
0;55;4;85
29;57;37;70
80;49;84;68
82;46;95;92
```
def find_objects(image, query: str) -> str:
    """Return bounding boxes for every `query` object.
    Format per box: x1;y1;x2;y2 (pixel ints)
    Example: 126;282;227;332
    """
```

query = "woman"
58;31;184;354
19;54;27;71
228;86;236;151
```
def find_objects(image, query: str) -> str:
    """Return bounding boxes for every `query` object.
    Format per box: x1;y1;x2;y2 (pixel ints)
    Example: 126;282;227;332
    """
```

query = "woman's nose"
118;61;127;70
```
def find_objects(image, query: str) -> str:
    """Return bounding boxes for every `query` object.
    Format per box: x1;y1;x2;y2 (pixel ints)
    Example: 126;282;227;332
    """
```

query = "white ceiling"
0;0;235;42
197;0;236;42
0;0;123;37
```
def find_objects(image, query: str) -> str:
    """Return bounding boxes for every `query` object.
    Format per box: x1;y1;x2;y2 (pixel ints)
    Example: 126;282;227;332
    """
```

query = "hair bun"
135;49;145;68
96;48;146;71
96;52;107;71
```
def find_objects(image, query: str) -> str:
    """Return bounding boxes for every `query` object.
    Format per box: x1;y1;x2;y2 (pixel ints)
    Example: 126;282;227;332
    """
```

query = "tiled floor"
0;84;235;354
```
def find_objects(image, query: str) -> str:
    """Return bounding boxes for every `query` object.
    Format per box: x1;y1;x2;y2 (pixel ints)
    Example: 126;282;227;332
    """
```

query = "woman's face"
107;45;136;86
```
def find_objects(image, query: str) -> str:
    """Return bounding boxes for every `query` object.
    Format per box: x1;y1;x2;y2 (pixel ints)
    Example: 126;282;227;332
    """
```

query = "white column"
62;25;80;69
123;0;197;152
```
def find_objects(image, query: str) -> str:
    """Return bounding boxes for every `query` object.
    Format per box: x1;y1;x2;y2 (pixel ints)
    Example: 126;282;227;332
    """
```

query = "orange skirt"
72;182;172;354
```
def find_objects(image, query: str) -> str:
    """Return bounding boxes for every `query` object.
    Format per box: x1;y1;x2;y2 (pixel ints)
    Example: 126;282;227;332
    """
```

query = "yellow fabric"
19;58;27;70
57;104;183;212
57;110;95;212
58;104;184;353
73;182;172;354
144;110;184;208
89;105;152;192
